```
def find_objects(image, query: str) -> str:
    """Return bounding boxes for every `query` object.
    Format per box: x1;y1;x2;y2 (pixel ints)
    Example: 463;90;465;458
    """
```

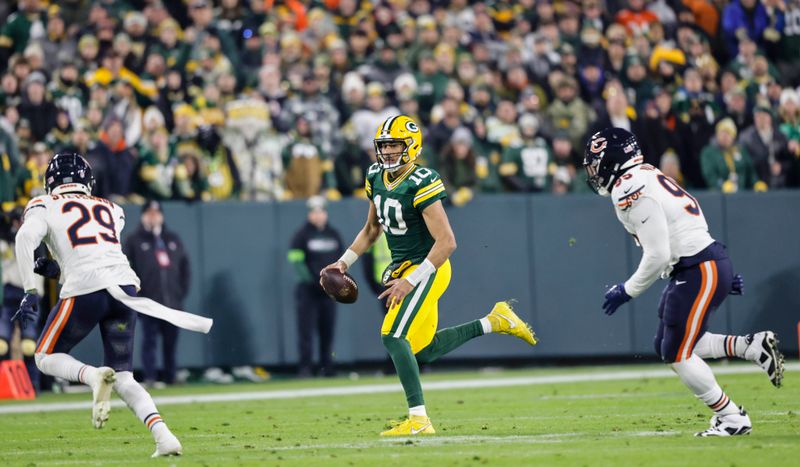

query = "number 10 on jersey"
373;195;407;235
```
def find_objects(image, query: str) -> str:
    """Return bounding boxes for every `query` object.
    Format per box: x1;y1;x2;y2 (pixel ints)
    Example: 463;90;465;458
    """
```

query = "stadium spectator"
14;141;48;206
438;126;479;206
37;10;75;70
0;0;46;71
722;0;770;55
546;77;595;150
615;0;660;37
700;118;763;193
124;200;191;387
738;105;795;188
196;125;241;200
99;117;136;201
347;81;400;156
287;196;343;378
282;115;337;200
0;123;21;210
18;71;56;142
279;71;340;157
500;113;551;192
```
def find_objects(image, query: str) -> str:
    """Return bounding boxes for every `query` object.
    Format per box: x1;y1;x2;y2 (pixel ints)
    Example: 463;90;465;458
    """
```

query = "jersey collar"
383;164;416;191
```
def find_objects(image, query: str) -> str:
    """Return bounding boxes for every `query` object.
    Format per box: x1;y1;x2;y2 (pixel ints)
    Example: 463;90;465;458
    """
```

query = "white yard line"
1;363;796;415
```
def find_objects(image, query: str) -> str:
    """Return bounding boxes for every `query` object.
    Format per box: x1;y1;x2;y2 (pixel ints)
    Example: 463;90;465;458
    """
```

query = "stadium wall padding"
69;192;800;369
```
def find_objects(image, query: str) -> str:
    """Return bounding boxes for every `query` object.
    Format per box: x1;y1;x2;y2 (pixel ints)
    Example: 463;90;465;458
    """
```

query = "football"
320;269;359;303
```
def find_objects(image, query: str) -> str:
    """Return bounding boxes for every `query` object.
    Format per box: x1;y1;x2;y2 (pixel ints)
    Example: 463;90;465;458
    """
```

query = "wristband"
405;259;436;287
338;249;359;268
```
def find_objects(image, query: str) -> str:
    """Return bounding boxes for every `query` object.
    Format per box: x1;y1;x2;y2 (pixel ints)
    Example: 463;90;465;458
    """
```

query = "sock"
415;320;484;364
693;333;748;359
672;354;739;416
479;317;492;334
409;405;427;417
35;352;94;383
382;335;424;408
114;371;167;440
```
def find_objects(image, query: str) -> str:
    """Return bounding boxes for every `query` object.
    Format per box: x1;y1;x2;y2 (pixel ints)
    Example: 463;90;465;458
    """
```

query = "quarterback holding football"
321;115;538;436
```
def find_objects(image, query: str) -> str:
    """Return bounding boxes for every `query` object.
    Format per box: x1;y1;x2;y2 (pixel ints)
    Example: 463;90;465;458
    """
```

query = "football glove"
603;283;632;316
730;274;744;295
11;293;40;330
34;257;61;279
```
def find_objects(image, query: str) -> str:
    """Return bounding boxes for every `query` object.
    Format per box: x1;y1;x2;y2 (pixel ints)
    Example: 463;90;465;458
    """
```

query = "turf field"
1;363;798;466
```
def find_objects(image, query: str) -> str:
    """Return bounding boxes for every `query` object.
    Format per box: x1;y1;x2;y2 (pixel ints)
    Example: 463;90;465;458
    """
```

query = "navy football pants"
654;258;733;363
36;286;138;371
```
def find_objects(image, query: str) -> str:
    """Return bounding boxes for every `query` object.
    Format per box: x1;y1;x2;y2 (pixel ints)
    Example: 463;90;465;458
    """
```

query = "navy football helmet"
583;128;643;196
44;153;94;195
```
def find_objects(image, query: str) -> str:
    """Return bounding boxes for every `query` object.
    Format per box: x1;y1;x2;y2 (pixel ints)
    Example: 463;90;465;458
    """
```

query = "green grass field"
1;363;798;466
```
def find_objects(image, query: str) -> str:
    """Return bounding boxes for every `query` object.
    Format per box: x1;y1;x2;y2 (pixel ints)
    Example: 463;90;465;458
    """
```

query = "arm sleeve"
622;197;672;298
14;207;49;294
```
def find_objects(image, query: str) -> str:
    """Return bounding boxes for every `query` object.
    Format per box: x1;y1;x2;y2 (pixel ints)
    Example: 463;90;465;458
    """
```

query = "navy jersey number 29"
62;201;119;248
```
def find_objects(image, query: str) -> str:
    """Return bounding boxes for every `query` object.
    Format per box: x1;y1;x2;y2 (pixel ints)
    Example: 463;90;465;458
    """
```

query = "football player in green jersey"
321;115;538;436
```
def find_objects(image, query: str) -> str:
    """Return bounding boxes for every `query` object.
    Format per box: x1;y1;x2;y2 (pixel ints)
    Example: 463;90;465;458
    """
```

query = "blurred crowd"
1;0;799;211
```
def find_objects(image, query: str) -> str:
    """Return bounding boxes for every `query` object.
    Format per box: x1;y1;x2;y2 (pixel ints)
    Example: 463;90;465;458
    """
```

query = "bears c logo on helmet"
590;137;607;154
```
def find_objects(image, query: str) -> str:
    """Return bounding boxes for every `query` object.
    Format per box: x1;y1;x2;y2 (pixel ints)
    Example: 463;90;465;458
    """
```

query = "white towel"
106;285;213;334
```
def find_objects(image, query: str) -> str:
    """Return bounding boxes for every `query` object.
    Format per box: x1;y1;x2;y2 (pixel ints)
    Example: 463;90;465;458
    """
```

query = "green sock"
382;335;424;407
415;320;484;364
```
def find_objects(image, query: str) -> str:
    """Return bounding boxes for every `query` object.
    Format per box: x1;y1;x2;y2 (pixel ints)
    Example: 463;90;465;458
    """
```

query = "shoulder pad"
366;162;382;176
23;196;49;219
24;196;49;211
412;166;440;180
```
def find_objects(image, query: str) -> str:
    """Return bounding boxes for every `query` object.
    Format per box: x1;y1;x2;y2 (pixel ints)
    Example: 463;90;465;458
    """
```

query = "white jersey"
15;194;140;298
611;164;714;297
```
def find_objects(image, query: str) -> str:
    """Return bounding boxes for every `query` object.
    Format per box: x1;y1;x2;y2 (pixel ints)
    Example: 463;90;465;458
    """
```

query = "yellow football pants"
380;260;451;353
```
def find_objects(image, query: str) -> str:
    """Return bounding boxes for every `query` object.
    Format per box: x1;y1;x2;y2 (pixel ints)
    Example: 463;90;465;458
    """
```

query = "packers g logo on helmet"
374;115;423;171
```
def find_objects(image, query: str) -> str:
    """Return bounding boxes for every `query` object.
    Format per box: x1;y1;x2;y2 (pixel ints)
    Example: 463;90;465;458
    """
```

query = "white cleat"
695;406;752;437
152;431;183;458
745;331;785;388
89;367;116;429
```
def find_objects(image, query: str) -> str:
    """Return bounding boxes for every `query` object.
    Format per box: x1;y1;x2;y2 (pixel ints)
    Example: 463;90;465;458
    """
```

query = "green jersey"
365;163;447;265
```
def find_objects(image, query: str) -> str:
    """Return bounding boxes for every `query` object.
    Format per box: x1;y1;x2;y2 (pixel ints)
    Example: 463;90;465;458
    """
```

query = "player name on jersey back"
23;194;140;298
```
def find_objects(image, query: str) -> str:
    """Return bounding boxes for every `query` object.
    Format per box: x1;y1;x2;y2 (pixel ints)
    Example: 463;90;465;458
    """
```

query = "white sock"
114;371;168;440
693;333;748;359
35;352;95;384
409;405;427;417
672;354;739;416
479;317;492;334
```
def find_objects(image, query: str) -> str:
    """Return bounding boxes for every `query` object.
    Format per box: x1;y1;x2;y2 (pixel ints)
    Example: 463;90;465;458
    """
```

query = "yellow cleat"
486;301;538;345
379;415;436;436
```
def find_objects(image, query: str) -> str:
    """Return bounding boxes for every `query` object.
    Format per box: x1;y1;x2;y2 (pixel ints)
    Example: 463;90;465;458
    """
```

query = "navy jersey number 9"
62;201;119;248
656;175;700;216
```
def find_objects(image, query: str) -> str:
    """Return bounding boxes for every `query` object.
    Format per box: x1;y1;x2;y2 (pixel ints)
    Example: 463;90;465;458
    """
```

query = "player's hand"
11;293;40;330
730;274;744;295
378;278;414;309
602;283;632;316
319;261;348;286
34;257;61;279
